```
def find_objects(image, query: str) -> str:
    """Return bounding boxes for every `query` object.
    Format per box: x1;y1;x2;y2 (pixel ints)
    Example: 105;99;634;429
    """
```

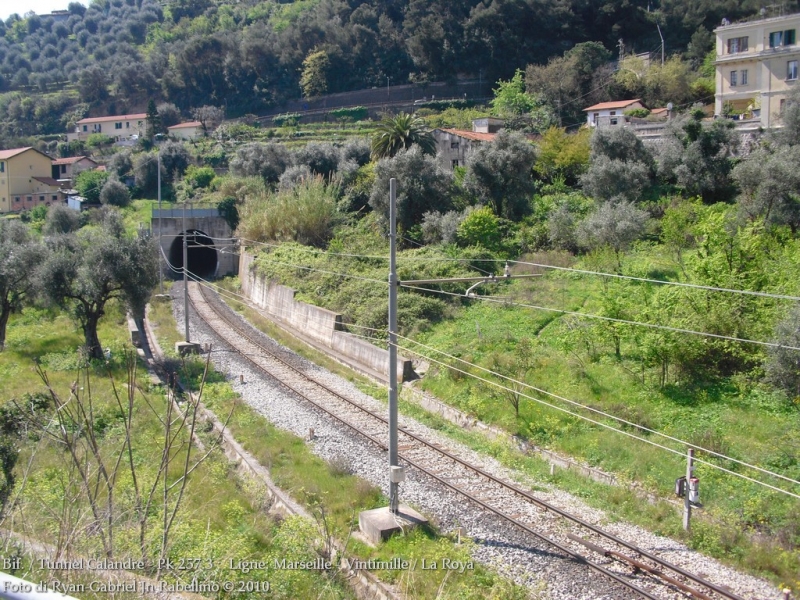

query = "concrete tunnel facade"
153;208;238;280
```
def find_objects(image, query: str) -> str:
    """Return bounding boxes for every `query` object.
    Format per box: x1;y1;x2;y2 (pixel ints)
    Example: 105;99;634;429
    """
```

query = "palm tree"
370;112;436;160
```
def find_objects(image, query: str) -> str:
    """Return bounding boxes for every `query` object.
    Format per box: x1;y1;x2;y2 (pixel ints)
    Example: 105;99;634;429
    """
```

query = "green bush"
238;176;342;247
624;108;650;118
457;206;502;251
327;106;368;121
184;165;217;189
86;133;113;148
272;113;302;127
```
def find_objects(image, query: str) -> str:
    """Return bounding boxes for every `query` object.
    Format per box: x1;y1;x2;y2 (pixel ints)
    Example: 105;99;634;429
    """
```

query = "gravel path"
169;283;782;600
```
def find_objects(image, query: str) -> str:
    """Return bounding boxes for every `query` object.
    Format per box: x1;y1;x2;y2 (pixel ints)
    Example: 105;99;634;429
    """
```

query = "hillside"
0;0;776;146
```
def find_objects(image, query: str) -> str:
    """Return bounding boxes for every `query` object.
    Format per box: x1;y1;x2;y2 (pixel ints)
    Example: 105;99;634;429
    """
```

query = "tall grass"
238;175;342;247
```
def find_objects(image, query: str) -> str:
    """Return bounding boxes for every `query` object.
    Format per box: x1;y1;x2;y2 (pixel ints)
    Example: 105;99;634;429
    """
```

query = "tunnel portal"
168;229;217;280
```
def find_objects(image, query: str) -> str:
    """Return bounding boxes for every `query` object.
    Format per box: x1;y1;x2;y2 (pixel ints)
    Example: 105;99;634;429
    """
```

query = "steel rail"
189;282;658;599
189;282;743;600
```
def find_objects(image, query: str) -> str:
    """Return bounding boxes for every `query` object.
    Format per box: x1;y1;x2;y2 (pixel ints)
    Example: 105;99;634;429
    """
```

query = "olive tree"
230;142;291;184
369;146;454;233
0;221;44;350
192;105;224;135
765;305;800;401
578;199;648;267
581;127;653;203
43;204;81;235
38;211;158;360
655;109;738;203
294;142;340;180
463;130;537;220
100;177;131;207
733;145;800;233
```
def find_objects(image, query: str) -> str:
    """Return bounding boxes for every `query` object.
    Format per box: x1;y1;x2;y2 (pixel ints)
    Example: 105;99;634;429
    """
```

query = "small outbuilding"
583;99;645;127
168;121;204;140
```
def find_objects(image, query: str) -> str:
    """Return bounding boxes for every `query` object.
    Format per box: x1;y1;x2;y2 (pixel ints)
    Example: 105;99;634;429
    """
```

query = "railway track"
185;280;751;600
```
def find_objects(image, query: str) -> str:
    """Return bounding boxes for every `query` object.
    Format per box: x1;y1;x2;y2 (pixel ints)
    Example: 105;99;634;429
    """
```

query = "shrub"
74;169;109;204
327;106;368;121
184;165;216;190
238;176;342;247
624;108;650;118
99;178;131;207
457;206;502;250
86;133;112;148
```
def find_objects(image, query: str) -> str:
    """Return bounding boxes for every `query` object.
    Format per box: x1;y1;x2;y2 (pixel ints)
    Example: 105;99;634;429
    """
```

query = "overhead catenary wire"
399;283;800;352
231;238;800;303
395;332;800;489
179;242;800;351
508;259;800;303
389;338;800;500
183;276;800;500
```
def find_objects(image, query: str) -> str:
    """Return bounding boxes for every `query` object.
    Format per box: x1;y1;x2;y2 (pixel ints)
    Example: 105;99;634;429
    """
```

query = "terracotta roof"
33;176;67;187
76;113;147;124
168;121;202;130
650;107;669;115
583;99;643;111
52;156;96;165
0;147;34;159
438;129;497;142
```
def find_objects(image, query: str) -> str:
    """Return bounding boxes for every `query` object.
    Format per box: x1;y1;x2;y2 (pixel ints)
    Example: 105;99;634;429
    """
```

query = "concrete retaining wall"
240;251;415;382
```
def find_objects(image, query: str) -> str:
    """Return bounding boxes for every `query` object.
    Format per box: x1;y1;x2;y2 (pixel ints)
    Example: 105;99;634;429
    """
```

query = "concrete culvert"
169;229;217;279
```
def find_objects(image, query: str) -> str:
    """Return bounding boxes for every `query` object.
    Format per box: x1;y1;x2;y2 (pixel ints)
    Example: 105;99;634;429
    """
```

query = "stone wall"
240;250;415;382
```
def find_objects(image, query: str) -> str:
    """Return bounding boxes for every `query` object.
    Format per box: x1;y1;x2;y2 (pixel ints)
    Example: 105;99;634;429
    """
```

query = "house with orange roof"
432;117;505;170
68;113;147;142
583;99;645;128
0;147;64;213
51;156;98;182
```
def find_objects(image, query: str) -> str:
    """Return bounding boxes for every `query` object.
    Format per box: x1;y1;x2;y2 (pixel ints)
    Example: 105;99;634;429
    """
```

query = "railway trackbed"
180;280;774;600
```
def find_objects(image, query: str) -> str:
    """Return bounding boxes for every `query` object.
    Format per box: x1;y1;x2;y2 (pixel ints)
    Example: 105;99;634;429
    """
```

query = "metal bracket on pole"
388;178;399;514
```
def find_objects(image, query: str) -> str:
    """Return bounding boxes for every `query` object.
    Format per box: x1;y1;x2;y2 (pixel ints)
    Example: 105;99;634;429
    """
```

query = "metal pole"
388;178;399;514
683;447;694;531
157;151;163;295
183;201;190;343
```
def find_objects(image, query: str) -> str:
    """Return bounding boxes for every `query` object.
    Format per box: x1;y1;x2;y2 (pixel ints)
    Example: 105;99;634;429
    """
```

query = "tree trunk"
83;313;104;360
0;301;9;352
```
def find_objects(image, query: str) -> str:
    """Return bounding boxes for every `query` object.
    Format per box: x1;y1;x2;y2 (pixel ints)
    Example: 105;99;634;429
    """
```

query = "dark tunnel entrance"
168;229;217;280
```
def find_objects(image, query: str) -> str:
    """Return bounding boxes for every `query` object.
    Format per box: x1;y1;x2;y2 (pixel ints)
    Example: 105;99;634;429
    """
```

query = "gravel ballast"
169;283;782;600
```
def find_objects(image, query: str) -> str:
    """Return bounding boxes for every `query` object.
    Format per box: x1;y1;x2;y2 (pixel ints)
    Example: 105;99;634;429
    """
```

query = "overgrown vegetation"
0;306;354;598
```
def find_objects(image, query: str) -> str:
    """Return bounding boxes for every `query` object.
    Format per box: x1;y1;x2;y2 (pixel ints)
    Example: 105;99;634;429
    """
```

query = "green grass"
230;231;800;587
0;303;354;600
412;260;800;585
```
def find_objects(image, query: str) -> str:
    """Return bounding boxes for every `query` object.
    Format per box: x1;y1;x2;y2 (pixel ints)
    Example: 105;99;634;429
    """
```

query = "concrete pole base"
175;341;202;356
358;505;428;545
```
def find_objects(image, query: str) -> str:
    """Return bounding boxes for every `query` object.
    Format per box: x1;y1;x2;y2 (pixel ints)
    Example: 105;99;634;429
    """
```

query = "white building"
583;99;645;128
714;12;800;127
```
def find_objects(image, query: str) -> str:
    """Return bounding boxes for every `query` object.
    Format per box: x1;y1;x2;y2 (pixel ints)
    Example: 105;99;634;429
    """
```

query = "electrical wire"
170;239;799;351
399;283;800;352
392;340;800;500
256;255;388;285
231;239;800;302
508;259;800;302
181;276;800;499
395;332;800;488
